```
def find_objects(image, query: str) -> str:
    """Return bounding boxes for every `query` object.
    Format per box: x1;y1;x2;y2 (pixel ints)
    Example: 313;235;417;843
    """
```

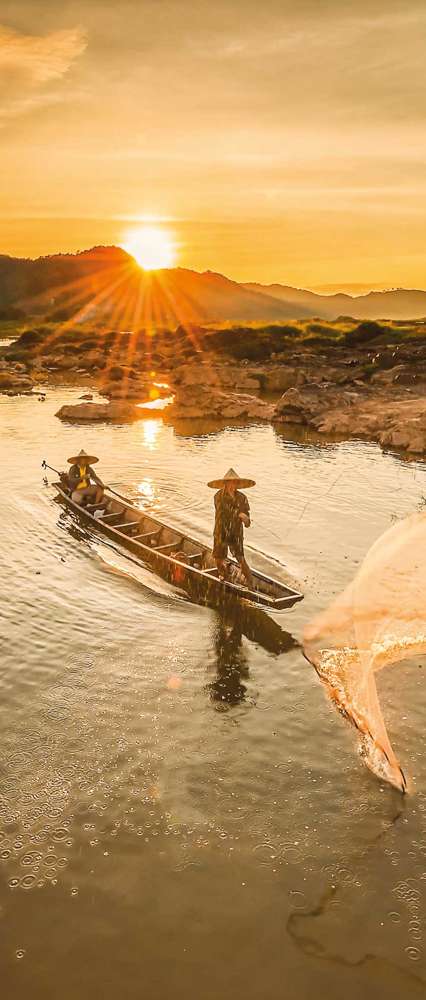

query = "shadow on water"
207;603;298;709
273;422;347;452
168;416;263;440
208;613;250;707
284;801;426;992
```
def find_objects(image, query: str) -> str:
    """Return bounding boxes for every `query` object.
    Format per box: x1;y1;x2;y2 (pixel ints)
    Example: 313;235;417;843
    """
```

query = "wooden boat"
53;482;303;611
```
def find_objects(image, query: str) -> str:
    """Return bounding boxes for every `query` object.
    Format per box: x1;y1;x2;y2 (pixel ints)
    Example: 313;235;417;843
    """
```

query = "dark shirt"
214;489;250;543
68;464;103;490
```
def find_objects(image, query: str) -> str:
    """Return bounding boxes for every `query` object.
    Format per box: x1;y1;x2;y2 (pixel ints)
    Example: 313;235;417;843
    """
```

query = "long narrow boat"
53;482;303;611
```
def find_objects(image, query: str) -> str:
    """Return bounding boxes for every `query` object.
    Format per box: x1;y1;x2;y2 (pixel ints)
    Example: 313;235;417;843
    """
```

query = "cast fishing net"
303;511;426;792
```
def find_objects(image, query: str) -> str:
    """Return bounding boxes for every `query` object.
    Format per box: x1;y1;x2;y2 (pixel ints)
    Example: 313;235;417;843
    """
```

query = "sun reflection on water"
137;395;173;411
138;477;156;501
142;420;160;450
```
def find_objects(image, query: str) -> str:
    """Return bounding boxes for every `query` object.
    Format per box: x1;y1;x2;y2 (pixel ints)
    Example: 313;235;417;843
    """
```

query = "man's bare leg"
215;558;228;580
239;557;254;589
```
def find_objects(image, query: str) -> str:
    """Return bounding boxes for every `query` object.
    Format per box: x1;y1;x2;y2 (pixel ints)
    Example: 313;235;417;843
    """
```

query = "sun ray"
20;233;222;396
32;260;135;358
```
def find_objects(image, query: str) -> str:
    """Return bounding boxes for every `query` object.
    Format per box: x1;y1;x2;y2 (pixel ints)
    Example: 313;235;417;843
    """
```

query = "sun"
121;226;176;270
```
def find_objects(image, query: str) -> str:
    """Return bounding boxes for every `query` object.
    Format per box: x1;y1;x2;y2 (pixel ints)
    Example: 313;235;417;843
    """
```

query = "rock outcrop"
273;385;356;424
273;385;426;454
166;384;274;422
259;367;306;393
0;364;34;395
102;378;165;402
55;401;139;423
172;362;262;394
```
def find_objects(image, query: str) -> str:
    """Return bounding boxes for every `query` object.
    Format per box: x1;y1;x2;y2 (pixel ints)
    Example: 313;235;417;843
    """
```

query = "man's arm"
213;491;223;532
89;466;104;487
239;493;250;527
68;464;80;487
214;491;222;517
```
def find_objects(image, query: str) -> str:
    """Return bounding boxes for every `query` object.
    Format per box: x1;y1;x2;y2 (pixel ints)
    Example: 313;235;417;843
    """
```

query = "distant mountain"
310;283;390;295
243;282;426;321
0;246;425;324
0;248;307;324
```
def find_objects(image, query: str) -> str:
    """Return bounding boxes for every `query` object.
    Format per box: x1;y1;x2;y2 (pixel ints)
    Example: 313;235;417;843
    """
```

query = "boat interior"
90;492;218;570
58;485;301;604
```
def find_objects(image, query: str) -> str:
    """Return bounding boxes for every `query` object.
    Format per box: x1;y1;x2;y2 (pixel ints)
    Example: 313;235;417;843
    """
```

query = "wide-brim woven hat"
207;467;256;489
67;448;99;465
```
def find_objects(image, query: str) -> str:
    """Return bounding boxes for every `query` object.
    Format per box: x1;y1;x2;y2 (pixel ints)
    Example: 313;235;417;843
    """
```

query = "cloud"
0;24;87;121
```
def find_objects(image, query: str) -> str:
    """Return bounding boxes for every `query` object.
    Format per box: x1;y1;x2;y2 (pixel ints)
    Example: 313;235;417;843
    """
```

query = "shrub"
344;321;387;347
13;329;44;349
308;323;332;335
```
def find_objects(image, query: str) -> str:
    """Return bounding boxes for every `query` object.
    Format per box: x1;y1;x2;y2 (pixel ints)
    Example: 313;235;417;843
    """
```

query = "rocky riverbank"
2;317;426;454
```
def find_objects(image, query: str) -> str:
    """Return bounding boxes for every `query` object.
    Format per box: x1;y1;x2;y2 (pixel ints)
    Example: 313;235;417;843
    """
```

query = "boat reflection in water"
207;604;298;709
55;500;299;710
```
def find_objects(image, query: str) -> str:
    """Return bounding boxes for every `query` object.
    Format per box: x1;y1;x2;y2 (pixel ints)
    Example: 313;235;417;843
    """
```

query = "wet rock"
51;355;76;370
173;363;261;393
274;386;426;456
9;361;28;374
379;410;426;453
167;384;273;422
102;378;152;401
71;352;106;371
55;401;139;422
259;367;305;393
107;365;138;381
0;370;34;394
272;385;342;424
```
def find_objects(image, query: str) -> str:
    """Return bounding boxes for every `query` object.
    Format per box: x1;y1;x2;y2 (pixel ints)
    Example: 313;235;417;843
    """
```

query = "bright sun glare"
121;226;176;270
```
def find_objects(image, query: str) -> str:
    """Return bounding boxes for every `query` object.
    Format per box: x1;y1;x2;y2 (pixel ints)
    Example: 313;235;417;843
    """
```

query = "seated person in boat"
208;468;255;589
66;449;104;506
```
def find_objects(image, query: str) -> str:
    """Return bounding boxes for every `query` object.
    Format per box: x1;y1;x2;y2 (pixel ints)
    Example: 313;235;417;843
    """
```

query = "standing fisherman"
66;449;104;506
208;468;255;588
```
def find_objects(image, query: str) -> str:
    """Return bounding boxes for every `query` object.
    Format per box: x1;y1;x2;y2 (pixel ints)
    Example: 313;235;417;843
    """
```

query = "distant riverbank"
2;316;426;455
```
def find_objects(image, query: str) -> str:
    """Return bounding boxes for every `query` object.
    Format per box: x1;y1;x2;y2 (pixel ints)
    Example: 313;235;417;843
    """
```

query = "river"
1;384;425;998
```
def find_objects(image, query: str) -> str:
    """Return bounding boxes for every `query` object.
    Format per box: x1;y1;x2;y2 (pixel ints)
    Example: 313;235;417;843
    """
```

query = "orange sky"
1;1;425;290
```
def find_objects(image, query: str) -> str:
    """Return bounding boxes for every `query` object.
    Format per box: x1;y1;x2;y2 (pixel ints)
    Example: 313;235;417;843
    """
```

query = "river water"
1;384;426;998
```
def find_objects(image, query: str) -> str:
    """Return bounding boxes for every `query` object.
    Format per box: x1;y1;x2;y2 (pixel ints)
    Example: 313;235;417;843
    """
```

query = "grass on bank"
2;315;426;368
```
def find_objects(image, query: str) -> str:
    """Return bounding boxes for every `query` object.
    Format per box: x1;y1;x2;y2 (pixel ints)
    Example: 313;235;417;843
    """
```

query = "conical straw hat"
207;467;256;489
67;448;99;465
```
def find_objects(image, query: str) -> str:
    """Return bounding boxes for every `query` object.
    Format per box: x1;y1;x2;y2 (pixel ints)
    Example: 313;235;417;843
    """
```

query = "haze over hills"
243;282;426;321
0;247;309;324
0;246;426;324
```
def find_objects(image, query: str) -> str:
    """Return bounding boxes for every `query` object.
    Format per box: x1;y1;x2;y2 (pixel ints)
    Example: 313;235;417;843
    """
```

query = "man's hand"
239;512;250;527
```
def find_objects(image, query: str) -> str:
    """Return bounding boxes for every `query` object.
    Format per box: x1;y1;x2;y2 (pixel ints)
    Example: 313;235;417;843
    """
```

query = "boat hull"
53;484;303;611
